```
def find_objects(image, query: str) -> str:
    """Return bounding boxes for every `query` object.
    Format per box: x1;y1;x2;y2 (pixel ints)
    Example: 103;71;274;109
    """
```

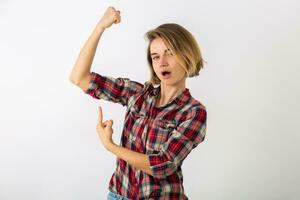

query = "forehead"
150;37;169;53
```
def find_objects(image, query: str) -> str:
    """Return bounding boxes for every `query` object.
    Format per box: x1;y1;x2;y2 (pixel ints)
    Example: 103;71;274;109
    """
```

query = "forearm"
69;25;106;84
107;143;153;176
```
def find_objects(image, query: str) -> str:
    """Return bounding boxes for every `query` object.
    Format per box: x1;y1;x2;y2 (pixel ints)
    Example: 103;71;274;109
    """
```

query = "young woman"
69;6;207;200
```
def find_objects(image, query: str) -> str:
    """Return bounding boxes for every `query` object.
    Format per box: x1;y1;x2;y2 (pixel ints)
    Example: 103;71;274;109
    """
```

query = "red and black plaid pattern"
84;72;207;200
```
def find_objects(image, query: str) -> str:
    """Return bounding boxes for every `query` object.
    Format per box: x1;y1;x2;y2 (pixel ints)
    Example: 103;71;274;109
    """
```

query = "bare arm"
69;26;105;87
69;6;121;90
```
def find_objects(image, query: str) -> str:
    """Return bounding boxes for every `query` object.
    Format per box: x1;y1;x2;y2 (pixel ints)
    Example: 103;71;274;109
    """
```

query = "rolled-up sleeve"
148;107;207;179
83;72;144;106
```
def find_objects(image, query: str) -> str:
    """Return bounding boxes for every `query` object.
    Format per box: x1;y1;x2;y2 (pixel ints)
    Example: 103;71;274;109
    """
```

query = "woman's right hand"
97;6;121;30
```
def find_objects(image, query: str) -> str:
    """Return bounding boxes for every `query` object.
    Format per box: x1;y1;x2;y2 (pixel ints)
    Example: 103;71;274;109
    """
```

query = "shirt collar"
150;84;191;106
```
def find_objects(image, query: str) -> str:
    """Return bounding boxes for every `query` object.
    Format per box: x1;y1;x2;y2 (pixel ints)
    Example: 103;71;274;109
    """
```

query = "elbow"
69;73;76;84
69;67;82;85
69;74;79;85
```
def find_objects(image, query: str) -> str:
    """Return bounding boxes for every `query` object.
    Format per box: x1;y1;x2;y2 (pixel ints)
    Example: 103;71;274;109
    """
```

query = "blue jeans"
107;191;129;200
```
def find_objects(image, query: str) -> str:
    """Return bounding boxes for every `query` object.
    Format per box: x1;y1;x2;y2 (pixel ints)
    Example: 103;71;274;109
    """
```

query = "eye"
152;56;159;60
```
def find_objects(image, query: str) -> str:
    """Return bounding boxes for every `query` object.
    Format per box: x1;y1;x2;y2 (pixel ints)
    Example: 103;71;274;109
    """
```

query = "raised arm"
69;6;121;90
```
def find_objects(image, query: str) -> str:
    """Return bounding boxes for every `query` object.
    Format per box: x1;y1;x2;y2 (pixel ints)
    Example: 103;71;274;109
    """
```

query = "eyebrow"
150;49;171;56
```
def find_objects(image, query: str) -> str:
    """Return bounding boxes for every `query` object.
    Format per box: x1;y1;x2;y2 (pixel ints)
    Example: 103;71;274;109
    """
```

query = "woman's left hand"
96;106;115;150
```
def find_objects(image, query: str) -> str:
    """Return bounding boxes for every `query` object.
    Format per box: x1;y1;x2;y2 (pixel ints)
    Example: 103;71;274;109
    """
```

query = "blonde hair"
145;23;206;85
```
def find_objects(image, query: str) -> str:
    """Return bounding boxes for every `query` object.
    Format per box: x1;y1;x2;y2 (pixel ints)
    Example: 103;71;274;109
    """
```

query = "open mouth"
162;71;171;76
161;71;171;78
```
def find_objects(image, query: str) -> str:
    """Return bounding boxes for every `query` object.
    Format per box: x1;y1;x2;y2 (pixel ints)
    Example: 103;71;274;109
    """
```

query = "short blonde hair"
145;23;205;85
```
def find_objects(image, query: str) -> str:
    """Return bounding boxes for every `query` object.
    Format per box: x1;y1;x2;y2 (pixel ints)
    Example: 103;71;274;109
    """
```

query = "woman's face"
150;37;187;86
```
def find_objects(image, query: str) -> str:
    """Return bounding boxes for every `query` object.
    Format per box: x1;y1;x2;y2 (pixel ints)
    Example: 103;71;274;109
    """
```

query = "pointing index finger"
98;106;103;123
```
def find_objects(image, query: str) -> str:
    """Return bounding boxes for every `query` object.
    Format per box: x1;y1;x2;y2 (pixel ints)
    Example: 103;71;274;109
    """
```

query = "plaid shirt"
83;72;207;200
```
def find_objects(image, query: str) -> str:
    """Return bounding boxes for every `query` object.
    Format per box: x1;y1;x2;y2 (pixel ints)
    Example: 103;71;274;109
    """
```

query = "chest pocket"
146;118;177;152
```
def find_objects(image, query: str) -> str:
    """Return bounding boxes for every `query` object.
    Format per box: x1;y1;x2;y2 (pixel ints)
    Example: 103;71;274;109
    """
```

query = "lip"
161;70;172;79
161;70;171;76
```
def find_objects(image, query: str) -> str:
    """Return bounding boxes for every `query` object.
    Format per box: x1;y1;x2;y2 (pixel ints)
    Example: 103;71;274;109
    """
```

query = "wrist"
106;142;116;152
96;22;106;31
94;25;106;34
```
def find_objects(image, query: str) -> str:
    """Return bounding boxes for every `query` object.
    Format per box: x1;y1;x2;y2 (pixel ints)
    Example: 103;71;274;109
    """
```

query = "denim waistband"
107;191;129;200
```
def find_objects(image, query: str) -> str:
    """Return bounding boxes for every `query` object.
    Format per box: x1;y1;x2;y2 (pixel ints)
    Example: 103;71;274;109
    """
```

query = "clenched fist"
97;6;121;30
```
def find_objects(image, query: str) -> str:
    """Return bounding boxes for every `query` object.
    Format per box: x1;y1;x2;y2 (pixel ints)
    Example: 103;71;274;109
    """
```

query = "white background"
0;0;299;199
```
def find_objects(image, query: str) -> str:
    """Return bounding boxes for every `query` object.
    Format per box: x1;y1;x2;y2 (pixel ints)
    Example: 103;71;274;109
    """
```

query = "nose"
159;54;168;67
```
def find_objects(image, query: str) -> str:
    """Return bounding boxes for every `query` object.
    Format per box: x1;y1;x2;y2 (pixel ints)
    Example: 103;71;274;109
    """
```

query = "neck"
156;82;186;107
